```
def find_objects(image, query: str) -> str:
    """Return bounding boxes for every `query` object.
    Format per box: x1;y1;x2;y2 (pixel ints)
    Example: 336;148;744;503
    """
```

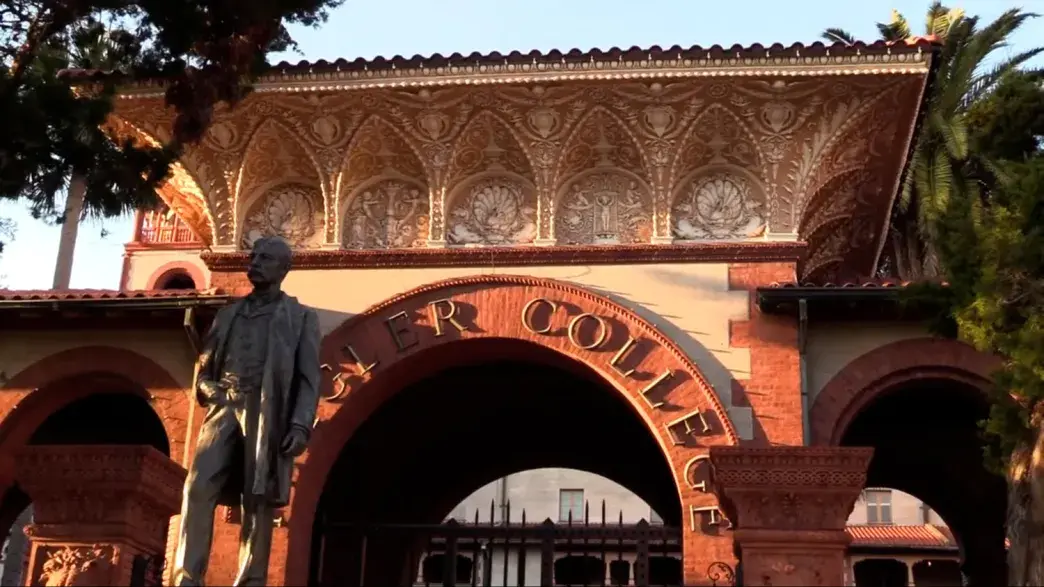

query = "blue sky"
0;0;1040;289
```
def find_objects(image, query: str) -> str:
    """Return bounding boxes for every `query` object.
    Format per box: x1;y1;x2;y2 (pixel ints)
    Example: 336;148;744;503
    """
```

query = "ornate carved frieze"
556;172;652;245
241;183;324;249
111;69;928;280
15;445;186;548
708;446;873;587
36;544;117;587
708;445;872;533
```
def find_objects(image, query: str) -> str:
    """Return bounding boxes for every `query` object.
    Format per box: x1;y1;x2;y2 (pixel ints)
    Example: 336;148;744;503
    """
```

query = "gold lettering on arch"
683;454;711;492
689;505;727;532
319;344;380;403
567;313;609;351
609;336;640;377
667;410;712;445
521;298;558;334
428;298;467;337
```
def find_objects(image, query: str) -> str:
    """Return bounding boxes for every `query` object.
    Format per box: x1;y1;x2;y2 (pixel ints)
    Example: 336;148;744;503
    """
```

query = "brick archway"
282;274;738;586
0;346;188;469
809;337;1000;446
0;346;188;555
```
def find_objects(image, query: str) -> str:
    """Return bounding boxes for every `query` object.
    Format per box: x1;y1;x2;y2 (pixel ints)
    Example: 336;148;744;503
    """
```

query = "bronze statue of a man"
173;236;321;586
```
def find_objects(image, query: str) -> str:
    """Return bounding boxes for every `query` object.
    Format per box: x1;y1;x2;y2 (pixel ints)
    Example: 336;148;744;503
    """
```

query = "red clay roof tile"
846;524;956;549
766;278;948;289
0;289;222;301
59;38;939;82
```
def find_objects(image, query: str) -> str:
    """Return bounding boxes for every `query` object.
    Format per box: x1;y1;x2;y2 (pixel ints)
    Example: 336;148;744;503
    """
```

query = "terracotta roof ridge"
0;288;230;300
58;38;940;82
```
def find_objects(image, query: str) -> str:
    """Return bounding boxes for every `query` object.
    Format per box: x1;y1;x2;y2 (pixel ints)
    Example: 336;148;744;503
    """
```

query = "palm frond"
963;48;1044;108
932;110;969;160
822;28;856;45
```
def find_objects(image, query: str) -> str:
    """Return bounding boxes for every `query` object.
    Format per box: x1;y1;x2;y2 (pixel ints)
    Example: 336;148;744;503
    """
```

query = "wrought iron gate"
314;503;736;587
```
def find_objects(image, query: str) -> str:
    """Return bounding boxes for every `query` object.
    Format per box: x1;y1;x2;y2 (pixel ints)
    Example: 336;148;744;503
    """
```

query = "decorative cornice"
709;446;873;490
202;241;806;272
61;41;936;98
15;445;186;513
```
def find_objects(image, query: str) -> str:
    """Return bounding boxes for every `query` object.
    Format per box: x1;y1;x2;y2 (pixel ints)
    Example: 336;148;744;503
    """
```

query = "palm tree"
40;20;140;289
823;3;1042;280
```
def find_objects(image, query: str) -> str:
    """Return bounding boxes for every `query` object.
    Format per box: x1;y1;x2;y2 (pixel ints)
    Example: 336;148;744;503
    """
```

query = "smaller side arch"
334;115;430;244
233;118;327;248
0;346;189;465
145;260;208;290
105;115;218;245
809;337;1000;446
552;105;653;190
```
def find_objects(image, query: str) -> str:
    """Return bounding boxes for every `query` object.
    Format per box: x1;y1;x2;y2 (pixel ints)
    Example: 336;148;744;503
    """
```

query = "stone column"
709;446;872;587
15;445;186;587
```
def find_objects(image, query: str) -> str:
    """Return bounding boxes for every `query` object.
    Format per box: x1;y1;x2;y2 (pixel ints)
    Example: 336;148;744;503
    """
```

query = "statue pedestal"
15;445;186;587
709;446;872;587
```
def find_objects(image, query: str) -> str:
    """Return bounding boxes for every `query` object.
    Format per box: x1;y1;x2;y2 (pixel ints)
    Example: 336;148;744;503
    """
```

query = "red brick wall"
727;262;802;446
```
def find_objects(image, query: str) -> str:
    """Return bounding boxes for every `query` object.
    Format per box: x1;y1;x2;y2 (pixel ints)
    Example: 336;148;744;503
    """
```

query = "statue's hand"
280;427;309;457
198;380;228;406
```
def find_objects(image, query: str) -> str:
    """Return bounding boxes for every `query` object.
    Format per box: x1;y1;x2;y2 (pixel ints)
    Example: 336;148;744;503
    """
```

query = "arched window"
156;270;197;290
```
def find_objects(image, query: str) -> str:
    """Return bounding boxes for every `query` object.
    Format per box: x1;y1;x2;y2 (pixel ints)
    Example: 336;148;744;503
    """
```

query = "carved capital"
708;446;871;531
708;446;871;587
16;445;186;552
33;543;118;587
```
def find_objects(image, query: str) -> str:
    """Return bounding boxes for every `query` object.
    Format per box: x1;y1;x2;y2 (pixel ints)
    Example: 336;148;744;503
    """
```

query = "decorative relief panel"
672;171;766;241
446;111;533;185
241;184;325;249
343;179;429;248
235;118;325;247
556;172;652;245
111;74;926;279
555;107;648;189
37;544;117;587
446;176;537;245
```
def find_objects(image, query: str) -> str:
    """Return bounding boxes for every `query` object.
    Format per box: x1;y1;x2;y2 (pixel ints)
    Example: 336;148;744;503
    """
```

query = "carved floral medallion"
672;173;766;240
241;184;324;249
446;177;537;245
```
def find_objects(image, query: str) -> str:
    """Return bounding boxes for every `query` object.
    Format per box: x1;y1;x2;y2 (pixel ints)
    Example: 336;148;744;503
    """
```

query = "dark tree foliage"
905;71;1044;466
0;0;343;225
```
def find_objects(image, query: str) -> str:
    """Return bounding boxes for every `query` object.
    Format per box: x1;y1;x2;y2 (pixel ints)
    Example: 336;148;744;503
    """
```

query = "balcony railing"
137;209;200;245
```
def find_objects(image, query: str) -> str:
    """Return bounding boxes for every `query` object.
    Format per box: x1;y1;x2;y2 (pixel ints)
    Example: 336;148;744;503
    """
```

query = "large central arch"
283;274;739;585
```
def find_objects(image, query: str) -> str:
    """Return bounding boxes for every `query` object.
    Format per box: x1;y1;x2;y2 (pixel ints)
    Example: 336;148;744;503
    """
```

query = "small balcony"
135;206;201;246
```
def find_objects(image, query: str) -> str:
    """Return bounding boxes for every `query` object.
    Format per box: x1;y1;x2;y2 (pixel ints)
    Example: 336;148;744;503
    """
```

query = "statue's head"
247;236;293;289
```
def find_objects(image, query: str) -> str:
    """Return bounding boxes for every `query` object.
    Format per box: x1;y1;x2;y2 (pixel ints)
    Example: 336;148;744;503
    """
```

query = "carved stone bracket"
15;445;186;586
708;446;872;587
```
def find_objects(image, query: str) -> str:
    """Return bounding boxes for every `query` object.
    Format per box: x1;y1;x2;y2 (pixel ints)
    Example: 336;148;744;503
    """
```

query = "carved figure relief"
672;172;766;240
110;69;926;280
343;179;429;248
446;177;536;245
241;184;324;248
556;173;652;244
38;545;116;586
